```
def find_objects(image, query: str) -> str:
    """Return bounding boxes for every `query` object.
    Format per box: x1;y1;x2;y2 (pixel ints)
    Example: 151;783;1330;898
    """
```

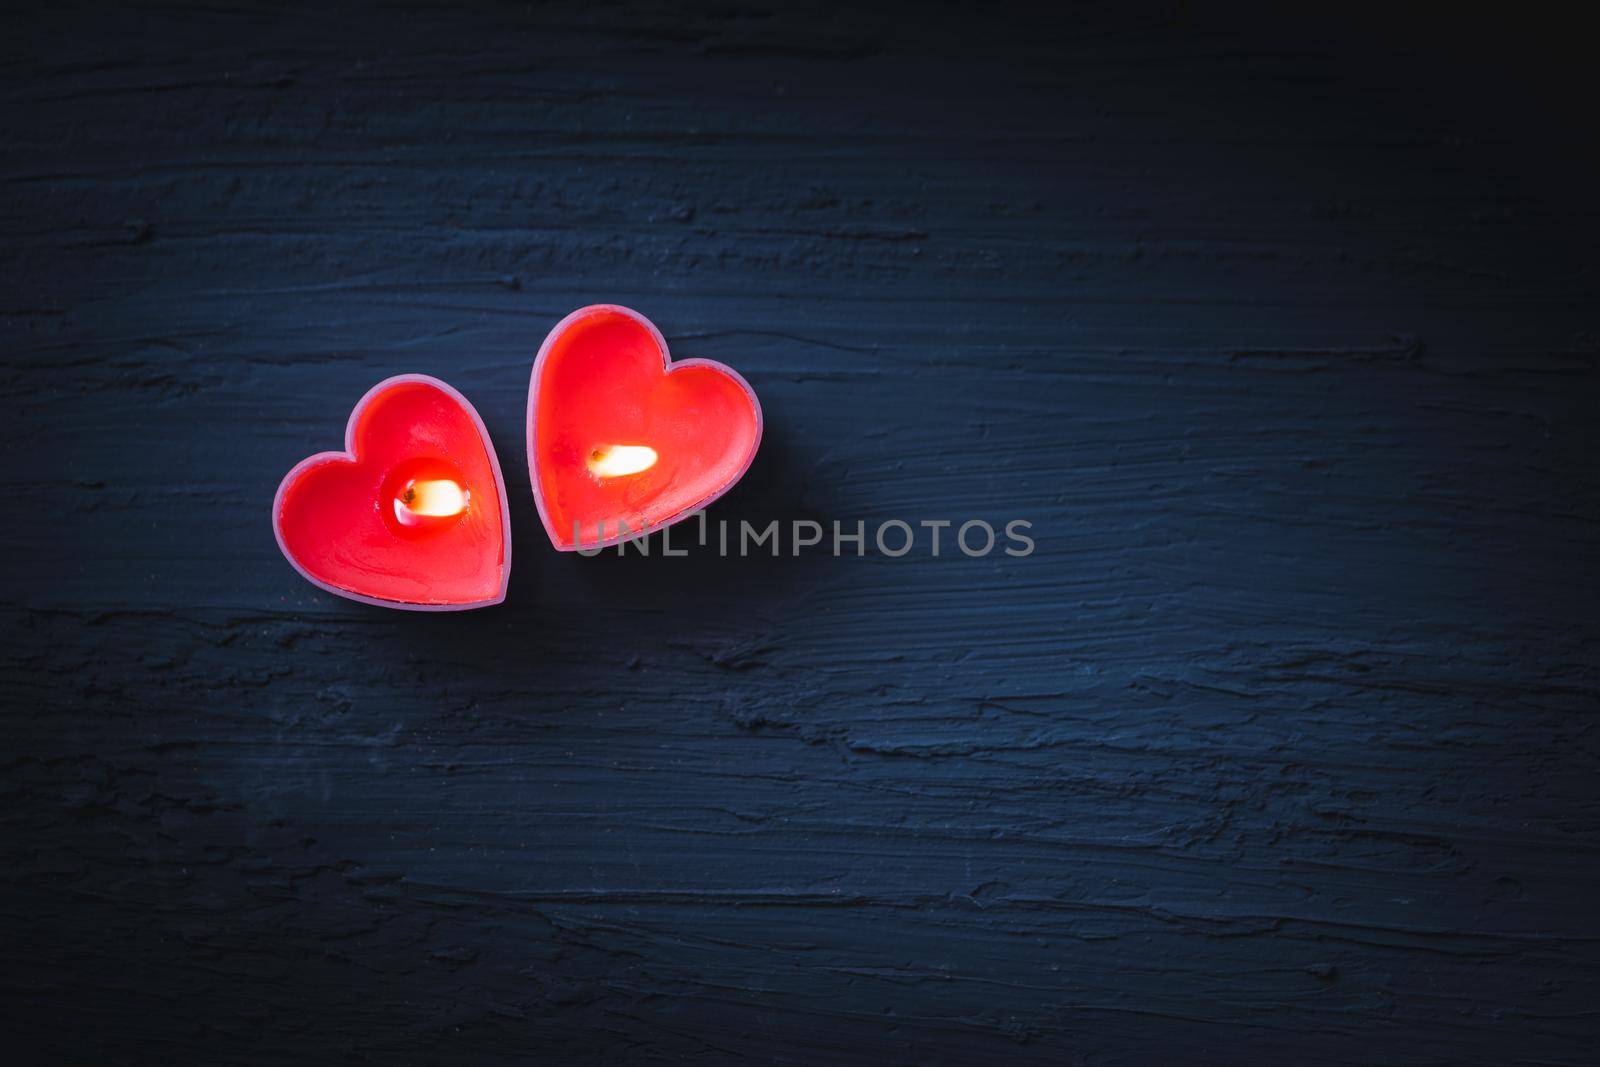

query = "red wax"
273;375;510;609
529;305;762;550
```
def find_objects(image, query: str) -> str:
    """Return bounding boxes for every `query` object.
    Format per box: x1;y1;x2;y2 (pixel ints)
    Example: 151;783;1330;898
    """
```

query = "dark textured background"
4;3;1598;1063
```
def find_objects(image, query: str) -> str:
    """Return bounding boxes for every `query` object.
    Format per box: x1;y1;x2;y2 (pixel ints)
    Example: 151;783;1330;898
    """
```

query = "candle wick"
588;444;659;478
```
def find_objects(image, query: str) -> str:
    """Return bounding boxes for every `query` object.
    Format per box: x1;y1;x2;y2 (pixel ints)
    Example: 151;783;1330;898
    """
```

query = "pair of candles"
272;305;762;610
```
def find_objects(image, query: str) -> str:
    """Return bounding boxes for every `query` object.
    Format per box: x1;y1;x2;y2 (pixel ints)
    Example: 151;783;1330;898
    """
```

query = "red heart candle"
528;305;762;551
273;374;510;609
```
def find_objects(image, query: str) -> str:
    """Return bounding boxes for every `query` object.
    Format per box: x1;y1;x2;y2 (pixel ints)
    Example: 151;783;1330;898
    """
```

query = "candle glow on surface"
587;444;658;479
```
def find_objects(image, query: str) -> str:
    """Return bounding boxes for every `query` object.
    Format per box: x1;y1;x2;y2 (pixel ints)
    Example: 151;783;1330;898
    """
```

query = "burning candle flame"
588;444;658;478
394;478;468;525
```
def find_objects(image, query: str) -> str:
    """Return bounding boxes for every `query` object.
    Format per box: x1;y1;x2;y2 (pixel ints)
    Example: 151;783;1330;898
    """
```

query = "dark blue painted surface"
3;4;1597;1062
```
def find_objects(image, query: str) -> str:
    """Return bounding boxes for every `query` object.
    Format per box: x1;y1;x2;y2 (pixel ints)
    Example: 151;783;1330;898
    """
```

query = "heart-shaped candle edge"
527;304;764;552
272;373;513;611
